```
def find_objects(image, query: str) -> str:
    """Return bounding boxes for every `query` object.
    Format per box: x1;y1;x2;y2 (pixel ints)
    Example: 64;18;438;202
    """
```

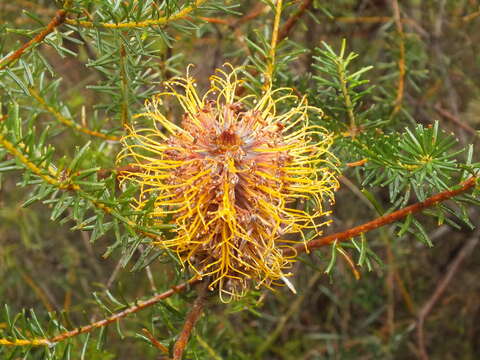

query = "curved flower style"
117;65;339;301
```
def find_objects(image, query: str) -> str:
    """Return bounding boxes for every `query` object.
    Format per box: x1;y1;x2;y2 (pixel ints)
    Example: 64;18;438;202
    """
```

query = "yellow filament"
117;65;339;300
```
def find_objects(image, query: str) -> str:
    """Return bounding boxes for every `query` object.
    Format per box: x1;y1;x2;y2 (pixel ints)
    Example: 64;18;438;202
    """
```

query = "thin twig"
346;158;368;167
30;87;121;141
287;177;477;255
234;3;270;26
270;0;283;54
434;104;477;136
278;0;312;41
338;175;374;210
197;16;230;25
119;43;130;126
65;0;207;29
138;245;158;293
0;279;200;346
106;258;124;289
142;328;169;354
339;175;416;317
391;0;406;117
0;9;67;70
0;133;61;187
172;282;209;360
336;41;358;133
265;0;284;86
416;231;479;360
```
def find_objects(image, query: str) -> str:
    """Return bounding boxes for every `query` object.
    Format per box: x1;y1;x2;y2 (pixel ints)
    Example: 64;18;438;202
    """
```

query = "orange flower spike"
117;65;339;302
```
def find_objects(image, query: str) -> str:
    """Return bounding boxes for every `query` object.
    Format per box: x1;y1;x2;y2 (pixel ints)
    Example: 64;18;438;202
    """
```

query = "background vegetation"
0;0;479;359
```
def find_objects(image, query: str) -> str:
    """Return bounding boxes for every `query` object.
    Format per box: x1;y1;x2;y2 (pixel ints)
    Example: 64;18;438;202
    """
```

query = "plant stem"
265;0;283;86
30;87;121;141
0;9;67;70
64;0;207;29
173;282;209;360
288;177;477;255
0;279;200;346
278;0;312;41
336;42;357;132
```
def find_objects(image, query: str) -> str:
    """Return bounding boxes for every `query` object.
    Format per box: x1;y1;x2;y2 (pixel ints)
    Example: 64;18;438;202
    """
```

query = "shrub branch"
65;0;207;29
172;282;209;360
278;0;312;40
0;279;200;347
289;176;477;255
29;87;121;141
0;9;67;70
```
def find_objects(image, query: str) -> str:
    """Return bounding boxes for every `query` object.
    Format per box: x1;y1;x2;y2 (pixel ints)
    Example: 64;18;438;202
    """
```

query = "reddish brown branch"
197;16;230;25
0;9;67;70
142;328;169;354
236;3;269;25
49;279;200;344
172;282;209;360
434;104;477;136
288;177;477;255
416;232;479;360
346;158;368;167
0;279;199;346
278;0;312;41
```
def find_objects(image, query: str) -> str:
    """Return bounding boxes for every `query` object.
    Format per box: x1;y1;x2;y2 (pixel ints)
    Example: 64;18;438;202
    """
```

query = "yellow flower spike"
117;65;339;302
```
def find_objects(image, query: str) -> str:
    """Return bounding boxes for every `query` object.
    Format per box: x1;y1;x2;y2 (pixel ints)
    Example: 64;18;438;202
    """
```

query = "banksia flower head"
117;65;339;301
